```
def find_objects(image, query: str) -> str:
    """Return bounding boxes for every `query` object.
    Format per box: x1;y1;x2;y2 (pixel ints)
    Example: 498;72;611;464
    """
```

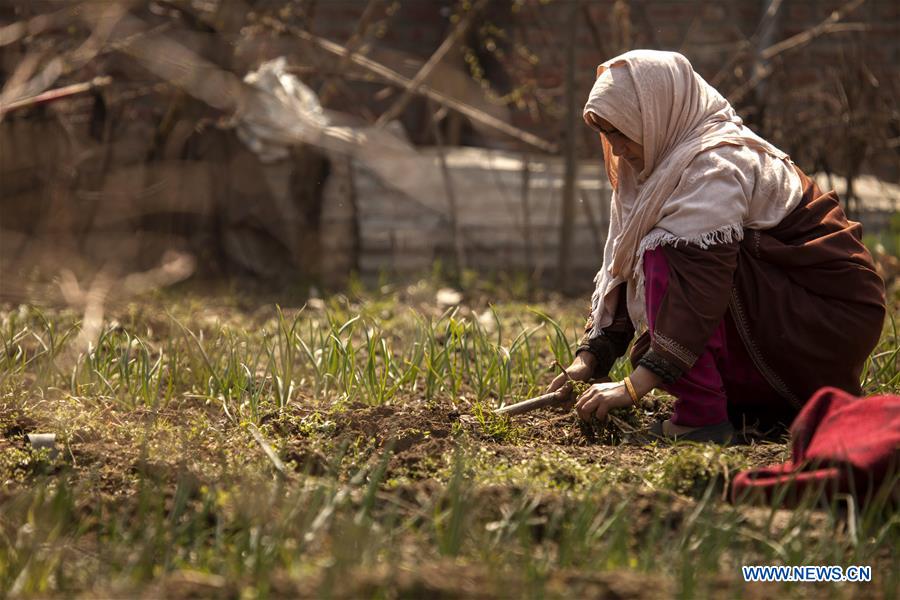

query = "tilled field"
0;282;897;598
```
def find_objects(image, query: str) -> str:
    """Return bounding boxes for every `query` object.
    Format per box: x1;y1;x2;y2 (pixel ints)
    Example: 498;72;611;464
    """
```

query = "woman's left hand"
574;381;634;422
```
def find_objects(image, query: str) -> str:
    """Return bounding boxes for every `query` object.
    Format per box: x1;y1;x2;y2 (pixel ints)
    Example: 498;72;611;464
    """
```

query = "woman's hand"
574;366;662;422
574;381;634;422
545;352;596;394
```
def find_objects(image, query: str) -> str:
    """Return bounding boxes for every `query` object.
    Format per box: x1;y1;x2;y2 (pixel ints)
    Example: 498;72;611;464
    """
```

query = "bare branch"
375;0;485;127
760;0;866;61
261;16;557;153
0;76;111;116
728;0;868;104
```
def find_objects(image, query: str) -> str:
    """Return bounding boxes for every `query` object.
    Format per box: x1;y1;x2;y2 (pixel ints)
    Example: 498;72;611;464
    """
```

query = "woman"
546;50;886;443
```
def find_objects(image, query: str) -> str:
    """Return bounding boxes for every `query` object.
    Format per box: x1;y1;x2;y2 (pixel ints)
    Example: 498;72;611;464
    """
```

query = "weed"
0;281;895;598
472;401;523;443
649;444;750;496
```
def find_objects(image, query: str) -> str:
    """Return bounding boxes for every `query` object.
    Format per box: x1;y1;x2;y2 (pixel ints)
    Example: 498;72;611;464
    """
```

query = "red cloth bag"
731;387;900;507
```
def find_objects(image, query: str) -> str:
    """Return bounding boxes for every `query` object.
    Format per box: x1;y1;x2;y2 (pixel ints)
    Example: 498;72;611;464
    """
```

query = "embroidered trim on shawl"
652;332;698;369
637;349;682;383
728;288;801;408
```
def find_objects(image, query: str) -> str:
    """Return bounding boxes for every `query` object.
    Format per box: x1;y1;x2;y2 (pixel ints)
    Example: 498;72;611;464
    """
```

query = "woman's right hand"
545;352;597;393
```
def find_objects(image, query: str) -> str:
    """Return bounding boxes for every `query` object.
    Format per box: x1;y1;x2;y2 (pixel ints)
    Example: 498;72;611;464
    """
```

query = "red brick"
654;24;683;46
873;0;900;20
584;2;617;23
787;2;815;22
645;2;699;22
703;4;728;21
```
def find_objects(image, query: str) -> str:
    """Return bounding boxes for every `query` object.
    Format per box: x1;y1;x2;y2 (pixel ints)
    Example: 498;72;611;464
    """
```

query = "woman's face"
589;114;645;172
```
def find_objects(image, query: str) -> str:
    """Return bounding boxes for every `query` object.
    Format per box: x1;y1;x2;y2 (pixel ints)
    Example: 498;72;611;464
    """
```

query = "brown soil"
0;393;804;599
298;399;790;486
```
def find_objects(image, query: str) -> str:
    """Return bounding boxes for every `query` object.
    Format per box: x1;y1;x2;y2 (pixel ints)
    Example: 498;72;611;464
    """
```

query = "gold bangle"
623;376;639;403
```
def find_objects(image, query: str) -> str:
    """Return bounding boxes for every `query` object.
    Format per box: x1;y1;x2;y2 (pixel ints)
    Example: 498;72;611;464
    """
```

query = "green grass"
0;280;897;598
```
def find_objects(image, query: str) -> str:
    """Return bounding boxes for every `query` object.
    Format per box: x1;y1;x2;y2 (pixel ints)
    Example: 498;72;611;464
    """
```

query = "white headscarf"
583;49;801;335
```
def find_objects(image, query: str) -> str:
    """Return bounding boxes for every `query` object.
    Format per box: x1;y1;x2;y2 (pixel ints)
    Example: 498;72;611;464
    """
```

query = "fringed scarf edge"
588;223;745;338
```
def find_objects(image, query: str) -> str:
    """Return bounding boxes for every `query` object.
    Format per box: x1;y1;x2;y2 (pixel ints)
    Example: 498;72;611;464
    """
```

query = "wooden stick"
0;3;102;47
318;0;385;105
520;151;535;284
429;101;467;272
579;188;605;258
0;76;112;115
557;0;580;290
263;17;558;153
375;0;485;127
494;390;568;416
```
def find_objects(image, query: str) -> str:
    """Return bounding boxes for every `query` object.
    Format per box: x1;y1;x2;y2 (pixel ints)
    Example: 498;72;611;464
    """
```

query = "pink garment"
643;247;782;427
